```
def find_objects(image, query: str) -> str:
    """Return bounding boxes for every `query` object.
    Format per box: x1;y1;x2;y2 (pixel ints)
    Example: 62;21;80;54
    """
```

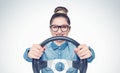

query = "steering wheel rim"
32;36;87;73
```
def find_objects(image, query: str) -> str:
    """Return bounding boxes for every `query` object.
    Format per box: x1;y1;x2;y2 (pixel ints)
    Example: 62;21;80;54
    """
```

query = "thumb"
74;48;78;53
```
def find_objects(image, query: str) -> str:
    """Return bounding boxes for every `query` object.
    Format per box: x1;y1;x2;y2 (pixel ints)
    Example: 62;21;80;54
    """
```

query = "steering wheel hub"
47;59;72;73
55;62;65;71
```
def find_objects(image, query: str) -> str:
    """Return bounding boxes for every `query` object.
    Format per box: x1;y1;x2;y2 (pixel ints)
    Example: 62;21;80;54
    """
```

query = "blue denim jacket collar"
51;41;68;50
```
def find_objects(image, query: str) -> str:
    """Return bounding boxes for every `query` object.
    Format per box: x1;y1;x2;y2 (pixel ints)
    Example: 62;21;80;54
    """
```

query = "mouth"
56;34;63;36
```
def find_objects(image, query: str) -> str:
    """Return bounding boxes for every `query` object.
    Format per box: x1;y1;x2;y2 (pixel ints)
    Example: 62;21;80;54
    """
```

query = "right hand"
28;44;45;59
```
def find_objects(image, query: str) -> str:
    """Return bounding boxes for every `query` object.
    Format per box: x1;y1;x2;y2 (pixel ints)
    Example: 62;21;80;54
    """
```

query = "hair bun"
54;6;68;14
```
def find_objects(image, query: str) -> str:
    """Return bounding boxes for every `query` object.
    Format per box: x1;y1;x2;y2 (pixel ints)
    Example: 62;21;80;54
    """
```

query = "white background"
0;0;120;73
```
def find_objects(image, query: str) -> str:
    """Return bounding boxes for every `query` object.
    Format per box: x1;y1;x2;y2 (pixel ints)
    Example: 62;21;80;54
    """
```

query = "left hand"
74;44;92;59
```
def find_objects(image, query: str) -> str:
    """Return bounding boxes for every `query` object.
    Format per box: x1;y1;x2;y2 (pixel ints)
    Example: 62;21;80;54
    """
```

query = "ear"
69;26;71;31
50;28;52;33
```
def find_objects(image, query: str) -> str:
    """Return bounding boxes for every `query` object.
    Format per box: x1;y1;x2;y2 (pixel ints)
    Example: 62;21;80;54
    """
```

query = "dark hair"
50;13;71;25
54;6;68;14
50;6;70;25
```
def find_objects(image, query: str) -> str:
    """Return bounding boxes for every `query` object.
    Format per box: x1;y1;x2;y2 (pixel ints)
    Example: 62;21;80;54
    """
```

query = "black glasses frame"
50;25;71;32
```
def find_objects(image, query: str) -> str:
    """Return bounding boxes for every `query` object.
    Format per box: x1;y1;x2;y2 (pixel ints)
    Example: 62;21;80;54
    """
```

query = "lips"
56;34;63;36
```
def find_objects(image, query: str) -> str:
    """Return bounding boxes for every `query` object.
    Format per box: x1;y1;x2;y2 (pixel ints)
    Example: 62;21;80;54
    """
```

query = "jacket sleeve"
23;48;32;62
87;47;95;63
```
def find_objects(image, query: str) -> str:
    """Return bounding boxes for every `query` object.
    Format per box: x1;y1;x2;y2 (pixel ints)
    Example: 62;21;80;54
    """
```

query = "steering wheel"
32;36;87;73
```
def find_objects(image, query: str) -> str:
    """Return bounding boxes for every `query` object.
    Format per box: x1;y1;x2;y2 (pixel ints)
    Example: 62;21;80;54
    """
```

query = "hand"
74;44;92;59
28;44;45;59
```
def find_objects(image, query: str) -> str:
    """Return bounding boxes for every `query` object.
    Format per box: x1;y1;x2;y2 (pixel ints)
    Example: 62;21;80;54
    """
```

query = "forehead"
51;17;68;26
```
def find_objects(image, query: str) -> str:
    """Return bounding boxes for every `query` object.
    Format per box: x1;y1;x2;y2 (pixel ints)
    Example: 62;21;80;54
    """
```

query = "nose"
57;28;62;33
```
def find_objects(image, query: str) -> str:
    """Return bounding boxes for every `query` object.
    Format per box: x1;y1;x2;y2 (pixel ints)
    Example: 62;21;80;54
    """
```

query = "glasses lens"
61;25;69;32
50;25;58;32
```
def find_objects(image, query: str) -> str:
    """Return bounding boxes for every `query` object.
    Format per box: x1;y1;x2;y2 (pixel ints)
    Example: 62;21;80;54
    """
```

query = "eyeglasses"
50;25;71;32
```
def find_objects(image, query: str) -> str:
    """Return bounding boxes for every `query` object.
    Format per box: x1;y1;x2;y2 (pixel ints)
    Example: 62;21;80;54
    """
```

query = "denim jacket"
23;41;95;73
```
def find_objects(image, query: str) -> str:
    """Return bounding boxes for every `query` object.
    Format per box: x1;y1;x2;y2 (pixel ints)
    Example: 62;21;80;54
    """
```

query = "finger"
31;47;41;54
29;51;43;58
74;48;78;53
30;50;40;57
78;45;83;50
32;44;45;52
76;47;84;54
80;51;92;59
33;44;41;50
74;46;83;53
78;44;88;50
76;48;88;58
80;53;90;59
28;52;39;59
37;45;46;52
78;44;89;54
79;46;91;57
80;51;89;58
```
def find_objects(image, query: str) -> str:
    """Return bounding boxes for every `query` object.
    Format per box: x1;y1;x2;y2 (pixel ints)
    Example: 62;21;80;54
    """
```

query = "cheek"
64;32;69;36
50;29;56;36
64;30;70;35
63;32;69;36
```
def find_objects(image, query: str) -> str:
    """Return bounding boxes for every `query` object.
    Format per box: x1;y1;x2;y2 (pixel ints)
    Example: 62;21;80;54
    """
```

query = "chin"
56;40;64;42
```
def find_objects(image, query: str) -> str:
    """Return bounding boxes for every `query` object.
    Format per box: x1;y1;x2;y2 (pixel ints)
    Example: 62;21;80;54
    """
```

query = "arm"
23;48;32;62
87;47;95;63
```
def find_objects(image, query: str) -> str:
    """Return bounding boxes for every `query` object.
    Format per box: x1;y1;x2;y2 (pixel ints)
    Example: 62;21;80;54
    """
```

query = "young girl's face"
50;17;70;37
